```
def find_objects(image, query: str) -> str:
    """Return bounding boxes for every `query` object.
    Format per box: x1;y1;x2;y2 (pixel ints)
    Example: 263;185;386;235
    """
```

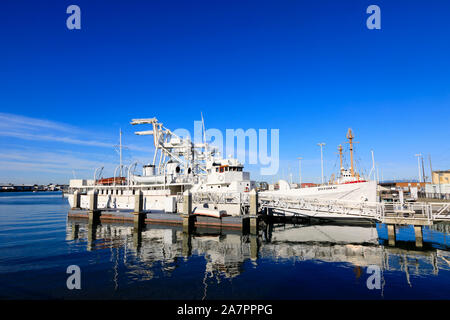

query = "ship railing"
430;203;450;221
258;194;381;219
174;191;450;222
176;192;249;205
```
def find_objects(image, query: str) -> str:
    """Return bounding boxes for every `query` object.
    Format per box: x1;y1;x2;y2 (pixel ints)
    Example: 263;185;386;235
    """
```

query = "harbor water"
0;192;449;300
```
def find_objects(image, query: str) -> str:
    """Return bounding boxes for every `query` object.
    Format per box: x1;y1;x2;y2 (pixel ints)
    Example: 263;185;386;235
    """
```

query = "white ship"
67;120;377;217
67;117;255;215
261;128;377;203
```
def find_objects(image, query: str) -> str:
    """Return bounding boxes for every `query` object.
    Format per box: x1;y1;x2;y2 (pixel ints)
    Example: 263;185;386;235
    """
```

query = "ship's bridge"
202;157;253;192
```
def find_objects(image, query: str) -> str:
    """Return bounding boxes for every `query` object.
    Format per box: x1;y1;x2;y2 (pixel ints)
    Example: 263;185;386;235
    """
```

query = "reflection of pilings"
87;221;98;251
387;225;396;246
431;251;438;275
402;254;412;287
383;248;390;271
414;226;423;248
432;223;450;234
250;235;260;261
133;226;142;251
71;223;79;240
250;189;259;235
182;232;192;258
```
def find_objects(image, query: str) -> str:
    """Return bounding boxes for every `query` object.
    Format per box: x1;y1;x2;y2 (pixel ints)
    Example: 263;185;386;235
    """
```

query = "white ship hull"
262;180;377;203
67;190;177;213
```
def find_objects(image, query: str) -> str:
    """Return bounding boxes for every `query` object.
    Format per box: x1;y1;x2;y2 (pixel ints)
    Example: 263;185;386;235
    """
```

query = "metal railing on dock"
177;191;450;224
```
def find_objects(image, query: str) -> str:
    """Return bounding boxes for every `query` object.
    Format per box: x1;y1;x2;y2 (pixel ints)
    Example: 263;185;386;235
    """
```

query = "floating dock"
68;208;252;231
67;188;449;247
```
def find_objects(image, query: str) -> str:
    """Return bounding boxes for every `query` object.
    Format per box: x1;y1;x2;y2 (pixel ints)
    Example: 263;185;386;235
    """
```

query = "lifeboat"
192;207;228;218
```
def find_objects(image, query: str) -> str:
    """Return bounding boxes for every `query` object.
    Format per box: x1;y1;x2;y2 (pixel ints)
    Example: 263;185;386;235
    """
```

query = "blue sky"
0;0;449;184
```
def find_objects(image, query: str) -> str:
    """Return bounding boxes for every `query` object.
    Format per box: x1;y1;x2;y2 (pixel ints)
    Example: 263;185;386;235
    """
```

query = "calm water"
0;192;449;300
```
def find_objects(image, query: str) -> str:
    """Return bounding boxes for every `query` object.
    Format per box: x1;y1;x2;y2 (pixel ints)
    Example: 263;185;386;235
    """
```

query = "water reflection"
66;218;450;289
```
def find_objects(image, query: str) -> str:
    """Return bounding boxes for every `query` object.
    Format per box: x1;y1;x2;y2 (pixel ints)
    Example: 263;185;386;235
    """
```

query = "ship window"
216;168;219;172
220;167;224;173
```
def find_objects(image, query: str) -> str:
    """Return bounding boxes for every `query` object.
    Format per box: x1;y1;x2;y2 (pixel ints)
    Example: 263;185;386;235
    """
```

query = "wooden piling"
182;190;194;233
133;190;145;229
249;189;259;235
88;191;101;223
72;190;80;209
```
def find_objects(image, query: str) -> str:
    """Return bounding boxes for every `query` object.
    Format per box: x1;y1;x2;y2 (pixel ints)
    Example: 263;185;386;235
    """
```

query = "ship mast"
338;144;343;174
346;128;355;177
119;128;123;177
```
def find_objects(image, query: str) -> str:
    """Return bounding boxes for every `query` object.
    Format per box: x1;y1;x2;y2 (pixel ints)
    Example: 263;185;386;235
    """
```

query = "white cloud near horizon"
0;112;151;151
0;113;153;183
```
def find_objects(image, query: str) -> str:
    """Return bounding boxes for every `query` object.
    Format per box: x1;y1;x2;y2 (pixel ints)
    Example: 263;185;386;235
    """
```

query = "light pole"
297;157;302;188
317;143;326;185
415;153;422;182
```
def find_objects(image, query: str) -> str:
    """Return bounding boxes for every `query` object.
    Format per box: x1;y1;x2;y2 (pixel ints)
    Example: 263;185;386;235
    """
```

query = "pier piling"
133;190;145;229
249;189;259;235
71;223;79;240
72;190;80;209
88;190;101;223
182;190;194;233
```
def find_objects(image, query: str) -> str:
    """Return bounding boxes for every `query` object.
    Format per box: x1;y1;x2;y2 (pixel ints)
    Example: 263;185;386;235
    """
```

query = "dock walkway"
176;192;450;225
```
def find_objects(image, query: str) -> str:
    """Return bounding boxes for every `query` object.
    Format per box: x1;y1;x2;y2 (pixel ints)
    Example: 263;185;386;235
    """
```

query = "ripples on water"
0;192;449;299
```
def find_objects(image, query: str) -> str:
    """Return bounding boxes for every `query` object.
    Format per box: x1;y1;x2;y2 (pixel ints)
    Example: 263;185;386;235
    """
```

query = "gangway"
178;192;450;225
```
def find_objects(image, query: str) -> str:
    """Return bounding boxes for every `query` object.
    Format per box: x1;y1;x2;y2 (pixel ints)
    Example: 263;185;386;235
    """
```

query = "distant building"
300;183;319;188
380;181;426;190
422;170;450;200
432;170;450;184
379;181;427;202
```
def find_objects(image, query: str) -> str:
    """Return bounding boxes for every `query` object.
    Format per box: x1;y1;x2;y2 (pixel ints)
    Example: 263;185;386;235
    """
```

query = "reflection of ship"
66;218;450;292
262;129;377;203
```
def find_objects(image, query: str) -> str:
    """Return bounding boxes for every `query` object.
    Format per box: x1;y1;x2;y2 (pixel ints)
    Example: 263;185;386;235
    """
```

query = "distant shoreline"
0;190;63;193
